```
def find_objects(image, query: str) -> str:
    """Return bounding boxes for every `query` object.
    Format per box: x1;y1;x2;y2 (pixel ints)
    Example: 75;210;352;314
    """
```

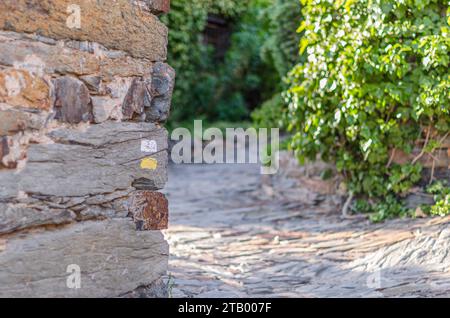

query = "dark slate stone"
145;62;175;123
405;192;435;209
120;278;169;298
0;137;17;169
0;136;9;162
122;78;146;120
53;76;92;124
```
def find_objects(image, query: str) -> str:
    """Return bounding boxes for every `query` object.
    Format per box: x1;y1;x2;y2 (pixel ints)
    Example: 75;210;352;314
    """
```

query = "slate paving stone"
164;156;450;298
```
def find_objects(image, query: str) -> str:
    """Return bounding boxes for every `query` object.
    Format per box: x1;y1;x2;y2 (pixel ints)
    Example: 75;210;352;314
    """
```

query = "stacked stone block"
0;0;173;297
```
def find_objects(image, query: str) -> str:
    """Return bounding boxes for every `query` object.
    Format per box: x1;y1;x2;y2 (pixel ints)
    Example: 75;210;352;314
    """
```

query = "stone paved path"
163;157;450;298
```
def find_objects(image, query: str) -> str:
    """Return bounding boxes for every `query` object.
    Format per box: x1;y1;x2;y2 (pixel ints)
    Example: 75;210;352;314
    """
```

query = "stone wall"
0;0;174;297
391;127;450;185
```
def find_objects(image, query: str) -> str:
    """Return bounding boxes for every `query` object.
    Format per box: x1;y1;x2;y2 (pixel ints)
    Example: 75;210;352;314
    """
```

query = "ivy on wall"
286;0;450;220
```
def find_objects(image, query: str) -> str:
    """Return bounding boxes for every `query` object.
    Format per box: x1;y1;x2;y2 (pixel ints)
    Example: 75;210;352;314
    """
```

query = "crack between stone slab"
49;133;165;150
118;148;167;166
0;215;125;240
23;187;130;199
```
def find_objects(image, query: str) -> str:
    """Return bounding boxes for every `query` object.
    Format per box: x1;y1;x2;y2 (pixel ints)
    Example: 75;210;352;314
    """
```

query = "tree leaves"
286;0;450;220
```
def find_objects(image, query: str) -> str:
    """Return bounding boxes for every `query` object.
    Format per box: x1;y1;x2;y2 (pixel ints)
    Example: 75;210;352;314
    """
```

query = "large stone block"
0;0;168;61
0;31;153;79
0;122;169;197
0;203;76;235
0;188;135;236
0;31;100;76
0;219;169;298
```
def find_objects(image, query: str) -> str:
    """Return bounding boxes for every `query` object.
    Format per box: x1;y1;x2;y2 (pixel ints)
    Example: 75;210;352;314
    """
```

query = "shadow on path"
164;162;450;298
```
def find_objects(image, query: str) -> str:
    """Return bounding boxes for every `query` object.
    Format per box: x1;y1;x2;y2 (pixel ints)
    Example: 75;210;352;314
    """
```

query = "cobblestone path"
163;160;450;298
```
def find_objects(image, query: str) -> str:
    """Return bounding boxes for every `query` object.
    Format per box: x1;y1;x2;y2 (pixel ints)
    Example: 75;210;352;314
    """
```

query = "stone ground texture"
164;158;450;298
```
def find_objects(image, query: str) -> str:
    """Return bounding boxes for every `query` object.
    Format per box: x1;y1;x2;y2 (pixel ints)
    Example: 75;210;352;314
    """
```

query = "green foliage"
386;164;422;195
162;0;279;124
287;0;450;220
260;0;304;79
212;3;280;121
161;0;227;123
353;196;413;223
369;195;414;223
430;197;450;216
251;0;303;129
251;93;285;128
426;181;450;216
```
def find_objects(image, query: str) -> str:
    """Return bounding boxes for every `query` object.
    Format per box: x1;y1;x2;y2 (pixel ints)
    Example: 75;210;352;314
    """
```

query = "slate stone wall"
0;0;174;297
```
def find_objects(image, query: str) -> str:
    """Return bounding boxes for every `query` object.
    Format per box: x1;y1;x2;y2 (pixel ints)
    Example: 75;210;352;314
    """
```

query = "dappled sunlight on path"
164;162;450;298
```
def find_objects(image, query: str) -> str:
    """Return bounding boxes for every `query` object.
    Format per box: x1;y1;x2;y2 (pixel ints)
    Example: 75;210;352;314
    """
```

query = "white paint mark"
141;140;157;153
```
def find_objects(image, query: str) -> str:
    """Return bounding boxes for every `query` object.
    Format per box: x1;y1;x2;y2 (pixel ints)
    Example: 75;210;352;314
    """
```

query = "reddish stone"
0;69;51;110
391;148;449;168
53;76;92;124
122;78;146;120
145;0;171;14
129;191;168;230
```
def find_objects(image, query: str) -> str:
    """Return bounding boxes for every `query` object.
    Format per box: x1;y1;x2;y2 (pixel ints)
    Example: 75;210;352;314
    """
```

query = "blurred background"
161;0;302;131
162;0;450;222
